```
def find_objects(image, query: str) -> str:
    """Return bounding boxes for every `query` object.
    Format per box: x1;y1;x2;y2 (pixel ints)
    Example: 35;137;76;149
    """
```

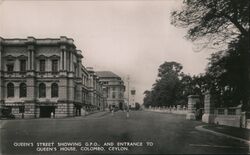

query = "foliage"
143;61;203;108
204;36;250;108
171;0;250;110
171;0;249;49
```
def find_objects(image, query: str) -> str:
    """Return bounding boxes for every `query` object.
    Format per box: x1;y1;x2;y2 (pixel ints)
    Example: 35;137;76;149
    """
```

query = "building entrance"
40;106;55;118
119;102;123;110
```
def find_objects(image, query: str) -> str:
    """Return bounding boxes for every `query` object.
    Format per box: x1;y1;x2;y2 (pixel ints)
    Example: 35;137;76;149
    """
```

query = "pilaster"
59;77;68;100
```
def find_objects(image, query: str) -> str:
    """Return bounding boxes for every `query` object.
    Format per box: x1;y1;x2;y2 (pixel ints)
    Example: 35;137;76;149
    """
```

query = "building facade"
0;36;106;118
96;71;125;110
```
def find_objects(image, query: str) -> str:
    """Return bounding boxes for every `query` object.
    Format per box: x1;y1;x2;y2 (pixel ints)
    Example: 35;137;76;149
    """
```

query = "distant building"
130;89;136;109
96;71;125;110
0;36;106;118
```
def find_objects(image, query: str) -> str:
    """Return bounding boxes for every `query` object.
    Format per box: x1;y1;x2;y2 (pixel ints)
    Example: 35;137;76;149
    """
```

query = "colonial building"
0;36;106;118
86;67;106;111
96;71;125;110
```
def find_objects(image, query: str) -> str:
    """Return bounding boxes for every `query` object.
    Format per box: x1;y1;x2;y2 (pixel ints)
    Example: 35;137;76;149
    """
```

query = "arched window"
7;83;14;97
51;83;58;98
19;83;27;98
39;83;46;98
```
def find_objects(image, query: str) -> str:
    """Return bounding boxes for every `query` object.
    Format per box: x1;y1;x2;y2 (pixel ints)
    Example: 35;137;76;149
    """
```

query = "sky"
0;0;212;103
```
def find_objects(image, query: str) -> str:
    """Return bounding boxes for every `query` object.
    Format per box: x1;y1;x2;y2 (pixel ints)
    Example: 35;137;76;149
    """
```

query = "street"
1;111;249;154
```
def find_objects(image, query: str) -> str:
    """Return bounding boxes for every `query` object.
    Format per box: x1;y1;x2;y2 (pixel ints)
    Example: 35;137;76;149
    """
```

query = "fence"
145;105;188;115
204;105;249;129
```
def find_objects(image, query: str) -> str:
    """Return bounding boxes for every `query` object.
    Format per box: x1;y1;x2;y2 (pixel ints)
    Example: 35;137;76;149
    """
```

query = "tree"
143;90;153;108
143;61;188;107
171;0;250;110
205;39;250;108
171;0;249;47
158;61;183;77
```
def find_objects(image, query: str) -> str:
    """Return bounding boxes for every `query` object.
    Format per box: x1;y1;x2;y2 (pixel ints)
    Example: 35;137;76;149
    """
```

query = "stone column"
27;46;35;71
60;49;63;71
70;52;74;72
77;60;81;77
27;49;31;70
64;50;67;71
27;37;35;72
31;49;35;70
186;95;199;120
60;45;66;71
202;91;215;123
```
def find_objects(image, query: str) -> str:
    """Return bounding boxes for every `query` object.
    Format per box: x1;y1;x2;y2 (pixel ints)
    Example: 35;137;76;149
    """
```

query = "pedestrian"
111;108;114;116
126;108;129;118
51;112;54;119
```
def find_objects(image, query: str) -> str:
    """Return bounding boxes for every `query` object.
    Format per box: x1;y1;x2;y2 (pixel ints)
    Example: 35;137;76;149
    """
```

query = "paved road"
1;111;249;154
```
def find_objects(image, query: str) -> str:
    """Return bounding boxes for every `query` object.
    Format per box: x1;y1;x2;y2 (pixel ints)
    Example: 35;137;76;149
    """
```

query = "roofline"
0;36;76;48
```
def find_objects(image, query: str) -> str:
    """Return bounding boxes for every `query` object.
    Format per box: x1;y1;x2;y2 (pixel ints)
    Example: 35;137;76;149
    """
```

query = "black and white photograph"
0;0;249;154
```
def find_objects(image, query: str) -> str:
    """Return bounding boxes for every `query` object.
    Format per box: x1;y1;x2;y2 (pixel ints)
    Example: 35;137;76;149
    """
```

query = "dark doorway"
40;106;55;118
119;102;123;110
74;105;81;116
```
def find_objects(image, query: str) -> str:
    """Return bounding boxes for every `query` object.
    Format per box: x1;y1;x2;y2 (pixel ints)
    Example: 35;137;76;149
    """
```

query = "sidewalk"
195;124;250;146
201;124;250;141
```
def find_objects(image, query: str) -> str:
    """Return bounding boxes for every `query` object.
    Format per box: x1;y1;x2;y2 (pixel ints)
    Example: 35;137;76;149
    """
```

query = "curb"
83;111;110;118
195;125;250;145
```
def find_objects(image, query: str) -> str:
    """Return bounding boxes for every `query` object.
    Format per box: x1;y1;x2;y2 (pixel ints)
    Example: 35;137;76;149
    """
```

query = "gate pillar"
202;91;215;123
186;95;199;120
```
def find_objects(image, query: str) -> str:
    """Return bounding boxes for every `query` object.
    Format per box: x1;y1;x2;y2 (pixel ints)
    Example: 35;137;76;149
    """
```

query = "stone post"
186;95;199;120
202;91;215;123
177;105;181;111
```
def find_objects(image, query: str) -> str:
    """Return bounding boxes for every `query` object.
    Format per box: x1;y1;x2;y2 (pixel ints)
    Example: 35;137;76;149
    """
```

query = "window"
39;60;45;72
112;92;116;99
51;83;58;98
39;83;46;98
20;60;26;72
19;83;27;98
52;60;58;73
19;106;25;113
6;64;14;72
7;83;14;97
